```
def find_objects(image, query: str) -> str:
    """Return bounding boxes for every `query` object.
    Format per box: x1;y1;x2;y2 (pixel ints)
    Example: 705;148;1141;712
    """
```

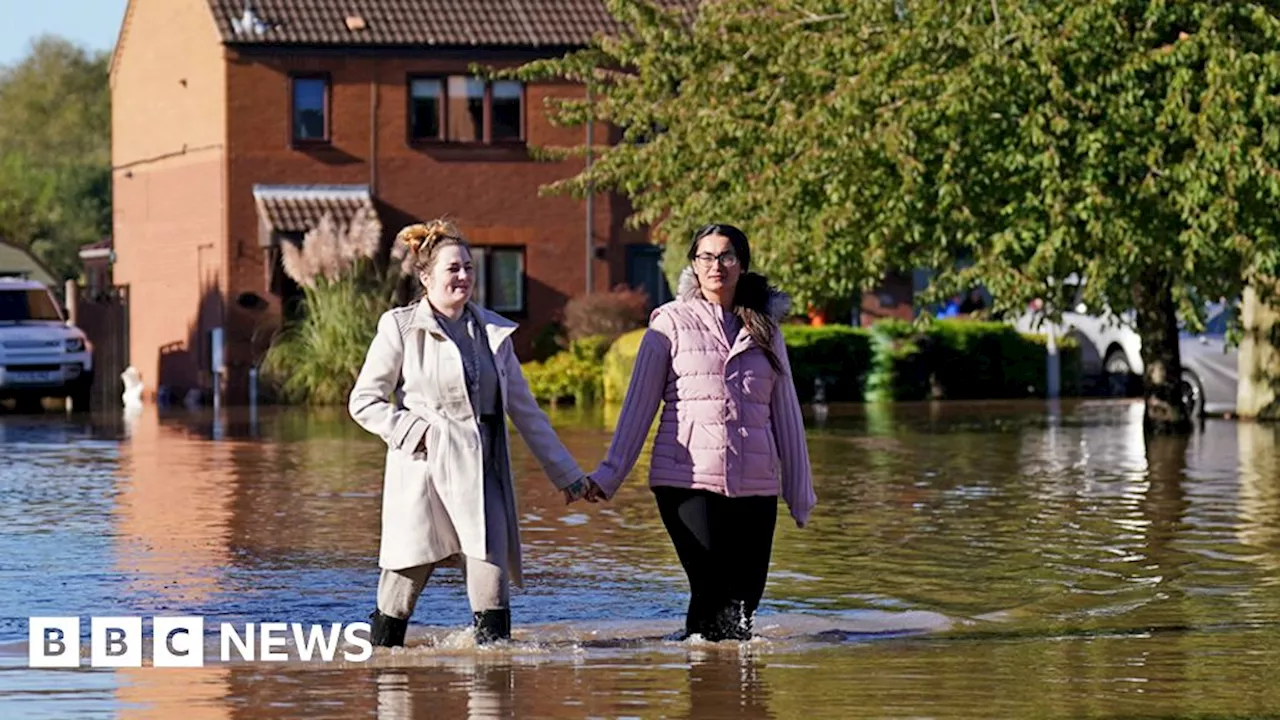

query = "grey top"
437;309;500;417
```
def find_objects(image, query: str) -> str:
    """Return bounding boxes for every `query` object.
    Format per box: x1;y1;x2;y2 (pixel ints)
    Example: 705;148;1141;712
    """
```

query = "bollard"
1046;325;1061;399
248;366;259;435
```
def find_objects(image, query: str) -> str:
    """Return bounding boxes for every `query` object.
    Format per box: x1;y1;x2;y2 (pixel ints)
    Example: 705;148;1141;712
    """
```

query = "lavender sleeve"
590;312;674;497
770;329;817;526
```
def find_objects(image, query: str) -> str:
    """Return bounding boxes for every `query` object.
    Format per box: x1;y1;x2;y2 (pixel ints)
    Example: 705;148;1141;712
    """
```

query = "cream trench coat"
348;300;584;585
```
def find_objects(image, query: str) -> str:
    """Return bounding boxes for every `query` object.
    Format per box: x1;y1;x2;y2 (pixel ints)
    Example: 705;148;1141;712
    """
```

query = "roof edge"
221;39;592;53
108;0;137;82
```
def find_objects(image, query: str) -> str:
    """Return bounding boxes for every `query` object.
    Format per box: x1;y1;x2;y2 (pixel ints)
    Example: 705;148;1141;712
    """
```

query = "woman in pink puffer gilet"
585;223;816;641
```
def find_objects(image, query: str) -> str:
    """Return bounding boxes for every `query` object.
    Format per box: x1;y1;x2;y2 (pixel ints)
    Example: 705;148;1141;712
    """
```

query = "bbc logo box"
28;617;80;668
28;617;371;667
29;617;205;668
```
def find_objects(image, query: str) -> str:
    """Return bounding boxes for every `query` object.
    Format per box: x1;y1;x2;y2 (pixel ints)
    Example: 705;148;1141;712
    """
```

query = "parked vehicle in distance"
1010;277;1238;415
1179;302;1238;418
0;276;94;411
1010;276;1143;396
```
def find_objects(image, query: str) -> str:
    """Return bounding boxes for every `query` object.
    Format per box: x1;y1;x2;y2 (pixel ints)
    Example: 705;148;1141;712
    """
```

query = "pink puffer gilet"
591;269;815;525
647;296;781;493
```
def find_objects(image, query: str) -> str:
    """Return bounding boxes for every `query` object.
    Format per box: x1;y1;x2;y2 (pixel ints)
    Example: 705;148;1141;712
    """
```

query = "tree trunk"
1236;282;1280;421
1133;269;1192;434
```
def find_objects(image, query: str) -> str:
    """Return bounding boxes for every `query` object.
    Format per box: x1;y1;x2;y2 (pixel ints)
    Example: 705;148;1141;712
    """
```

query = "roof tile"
206;0;647;48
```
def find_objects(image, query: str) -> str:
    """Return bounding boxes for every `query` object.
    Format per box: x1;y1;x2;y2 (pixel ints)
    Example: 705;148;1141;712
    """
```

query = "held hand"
562;477;598;505
561;479;585;505
583;478;607;503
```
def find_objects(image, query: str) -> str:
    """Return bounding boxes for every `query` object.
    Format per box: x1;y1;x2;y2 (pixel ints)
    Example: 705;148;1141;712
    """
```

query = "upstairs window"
409;76;524;144
409;78;443;141
447;76;486;142
291;75;329;143
491;80;523;142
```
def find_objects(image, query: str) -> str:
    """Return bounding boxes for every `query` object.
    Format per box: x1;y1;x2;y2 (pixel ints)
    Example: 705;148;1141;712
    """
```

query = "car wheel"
1103;349;1134;397
1180;369;1205;419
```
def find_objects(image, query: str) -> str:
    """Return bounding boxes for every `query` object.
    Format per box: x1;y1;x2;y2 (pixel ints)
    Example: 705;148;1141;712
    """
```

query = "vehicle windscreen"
0;289;63;322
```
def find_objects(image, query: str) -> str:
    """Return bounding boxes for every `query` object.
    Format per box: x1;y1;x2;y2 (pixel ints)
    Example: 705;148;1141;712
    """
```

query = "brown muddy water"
1;400;1278;719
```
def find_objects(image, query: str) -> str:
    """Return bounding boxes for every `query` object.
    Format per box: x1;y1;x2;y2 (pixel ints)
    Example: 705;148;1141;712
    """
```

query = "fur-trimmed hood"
677;266;793;321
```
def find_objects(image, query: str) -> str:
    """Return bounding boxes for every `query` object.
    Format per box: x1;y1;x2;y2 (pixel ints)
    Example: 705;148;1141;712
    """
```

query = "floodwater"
1;400;1279;719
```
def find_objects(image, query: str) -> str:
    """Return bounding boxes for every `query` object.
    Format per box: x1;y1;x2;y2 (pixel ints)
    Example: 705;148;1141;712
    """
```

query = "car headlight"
65;338;86;353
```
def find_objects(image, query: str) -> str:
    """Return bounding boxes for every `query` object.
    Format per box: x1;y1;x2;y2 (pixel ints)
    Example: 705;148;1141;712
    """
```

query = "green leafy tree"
0;35;111;280
873;1;1280;432
506;0;922;314
515;0;1280;432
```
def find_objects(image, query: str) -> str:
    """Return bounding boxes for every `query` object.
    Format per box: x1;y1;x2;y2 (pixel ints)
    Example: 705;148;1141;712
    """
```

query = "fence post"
64;280;79;325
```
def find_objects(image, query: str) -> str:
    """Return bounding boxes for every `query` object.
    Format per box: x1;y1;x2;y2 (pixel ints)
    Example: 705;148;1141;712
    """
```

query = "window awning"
252;184;376;248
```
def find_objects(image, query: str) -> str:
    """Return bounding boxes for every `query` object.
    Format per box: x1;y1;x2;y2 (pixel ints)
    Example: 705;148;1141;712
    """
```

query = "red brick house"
111;0;657;403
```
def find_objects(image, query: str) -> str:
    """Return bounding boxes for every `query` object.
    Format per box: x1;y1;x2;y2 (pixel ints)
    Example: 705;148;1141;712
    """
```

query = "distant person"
936;294;963;319
959;289;987;316
349;220;592;648
578;223;816;641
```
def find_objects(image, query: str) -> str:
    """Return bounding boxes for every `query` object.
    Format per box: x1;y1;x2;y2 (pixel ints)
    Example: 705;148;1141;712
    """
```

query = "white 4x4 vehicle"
0;277;94;411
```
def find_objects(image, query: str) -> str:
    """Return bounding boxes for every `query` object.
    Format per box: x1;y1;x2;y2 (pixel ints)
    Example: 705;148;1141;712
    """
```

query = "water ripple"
1;402;1278;718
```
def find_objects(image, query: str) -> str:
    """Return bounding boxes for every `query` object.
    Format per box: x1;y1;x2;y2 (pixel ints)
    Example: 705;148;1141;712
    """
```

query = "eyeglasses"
693;252;740;268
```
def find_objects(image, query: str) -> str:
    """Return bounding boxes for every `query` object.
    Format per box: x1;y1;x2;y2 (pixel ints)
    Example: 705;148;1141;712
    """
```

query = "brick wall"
113;158;227;398
111;0;226;159
221;50;631;401
111;0;228;399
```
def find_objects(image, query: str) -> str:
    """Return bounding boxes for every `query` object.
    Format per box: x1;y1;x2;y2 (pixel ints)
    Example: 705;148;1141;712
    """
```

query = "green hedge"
603;328;647;405
780;324;873;402
547;319;1080;406
866;319;1081;401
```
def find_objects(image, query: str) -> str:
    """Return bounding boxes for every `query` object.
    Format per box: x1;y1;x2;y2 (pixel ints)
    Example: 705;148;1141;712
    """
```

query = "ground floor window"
472;246;525;314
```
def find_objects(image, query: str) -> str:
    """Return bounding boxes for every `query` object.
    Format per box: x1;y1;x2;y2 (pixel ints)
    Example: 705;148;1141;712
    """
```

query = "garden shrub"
522;335;611;406
562;285;650;343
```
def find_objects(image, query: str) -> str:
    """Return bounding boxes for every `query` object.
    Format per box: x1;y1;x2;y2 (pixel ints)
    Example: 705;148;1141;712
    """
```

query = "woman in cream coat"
349;220;590;647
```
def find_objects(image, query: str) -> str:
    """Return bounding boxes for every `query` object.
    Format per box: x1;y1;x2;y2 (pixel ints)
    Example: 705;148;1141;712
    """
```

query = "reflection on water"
2;400;1280;718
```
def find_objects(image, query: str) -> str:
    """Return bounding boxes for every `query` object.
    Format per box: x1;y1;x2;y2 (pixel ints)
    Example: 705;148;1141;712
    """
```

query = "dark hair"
689;224;782;372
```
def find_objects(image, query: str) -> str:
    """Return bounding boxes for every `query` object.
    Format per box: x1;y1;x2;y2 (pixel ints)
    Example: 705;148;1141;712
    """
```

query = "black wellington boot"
705;600;752;642
472;608;511;645
369;609;409;648
677;595;715;641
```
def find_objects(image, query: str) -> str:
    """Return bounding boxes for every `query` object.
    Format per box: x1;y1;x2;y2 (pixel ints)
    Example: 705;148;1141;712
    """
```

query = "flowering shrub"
562;285;650;343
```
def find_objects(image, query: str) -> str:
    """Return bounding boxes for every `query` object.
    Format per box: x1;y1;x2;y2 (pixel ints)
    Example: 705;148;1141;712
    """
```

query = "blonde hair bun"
396;219;462;258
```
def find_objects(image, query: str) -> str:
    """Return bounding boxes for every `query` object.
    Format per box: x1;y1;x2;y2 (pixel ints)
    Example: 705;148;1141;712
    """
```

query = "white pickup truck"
0;277;94;411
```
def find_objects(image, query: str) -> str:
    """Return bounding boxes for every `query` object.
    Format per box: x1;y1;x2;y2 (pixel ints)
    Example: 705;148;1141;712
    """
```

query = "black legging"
653;486;778;640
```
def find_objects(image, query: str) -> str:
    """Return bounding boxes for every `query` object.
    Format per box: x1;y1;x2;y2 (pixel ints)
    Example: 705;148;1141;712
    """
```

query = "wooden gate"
76;285;130;410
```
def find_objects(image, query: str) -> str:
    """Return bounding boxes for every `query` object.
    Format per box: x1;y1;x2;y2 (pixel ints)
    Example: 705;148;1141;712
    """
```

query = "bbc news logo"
28;617;374;667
